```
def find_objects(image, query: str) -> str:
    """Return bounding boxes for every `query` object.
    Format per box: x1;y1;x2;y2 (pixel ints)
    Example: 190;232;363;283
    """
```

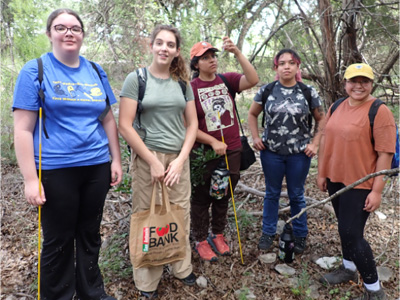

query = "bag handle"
150;182;171;214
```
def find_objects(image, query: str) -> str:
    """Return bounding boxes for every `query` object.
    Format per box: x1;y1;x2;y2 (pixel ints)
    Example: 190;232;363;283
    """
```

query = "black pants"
327;179;378;284
40;163;111;300
191;149;241;241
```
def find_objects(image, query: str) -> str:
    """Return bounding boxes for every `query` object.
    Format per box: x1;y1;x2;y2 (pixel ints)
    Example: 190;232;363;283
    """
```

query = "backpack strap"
135;67;147;129
328;96;348;142
261;81;277;128
135;67;187;129
36;59;111;138
368;99;384;146
217;73;245;135
330;97;348;116
89;61;111;122
36;58;49;139
217;73;236;100
330;97;383;146
297;82;313;129
178;79;187;101
367;99;399;174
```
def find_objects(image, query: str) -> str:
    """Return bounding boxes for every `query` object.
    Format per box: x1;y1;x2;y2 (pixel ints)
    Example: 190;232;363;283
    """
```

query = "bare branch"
249;15;301;63
235;182;335;215
359;2;400;45
287;168;399;224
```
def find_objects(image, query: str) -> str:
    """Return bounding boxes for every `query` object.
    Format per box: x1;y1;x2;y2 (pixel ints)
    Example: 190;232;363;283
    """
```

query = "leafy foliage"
190;144;218;188
1;0;398;166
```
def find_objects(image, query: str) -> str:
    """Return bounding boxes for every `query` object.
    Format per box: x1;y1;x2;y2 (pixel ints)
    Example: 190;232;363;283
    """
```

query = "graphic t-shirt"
13;52;117;170
254;81;322;155
191;73;242;150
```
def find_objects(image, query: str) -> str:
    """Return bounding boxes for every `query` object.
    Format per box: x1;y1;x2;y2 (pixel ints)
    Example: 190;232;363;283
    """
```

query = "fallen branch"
286;168;399;224
234;181;334;215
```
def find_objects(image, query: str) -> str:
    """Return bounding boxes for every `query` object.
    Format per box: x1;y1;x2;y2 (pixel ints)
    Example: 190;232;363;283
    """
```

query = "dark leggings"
327;179;378;284
40;163;111;300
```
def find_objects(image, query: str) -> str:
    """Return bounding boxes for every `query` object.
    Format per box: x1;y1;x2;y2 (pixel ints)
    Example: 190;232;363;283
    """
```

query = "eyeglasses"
346;79;372;86
53;24;84;35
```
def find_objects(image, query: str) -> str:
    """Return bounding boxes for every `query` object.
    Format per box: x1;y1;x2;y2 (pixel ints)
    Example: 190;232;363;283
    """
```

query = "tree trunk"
318;0;341;106
341;0;363;66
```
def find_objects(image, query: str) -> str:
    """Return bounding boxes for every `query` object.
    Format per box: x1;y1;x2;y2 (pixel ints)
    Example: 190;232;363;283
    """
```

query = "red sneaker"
207;234;230;256
195;240;218;262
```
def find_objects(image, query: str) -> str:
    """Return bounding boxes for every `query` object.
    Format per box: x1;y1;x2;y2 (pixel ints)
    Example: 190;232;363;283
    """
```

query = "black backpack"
135;67;187;130
260;80;313;129
36;57;110;139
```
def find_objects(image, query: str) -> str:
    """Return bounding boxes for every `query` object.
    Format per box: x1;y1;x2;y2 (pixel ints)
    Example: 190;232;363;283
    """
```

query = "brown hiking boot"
319;264;358;285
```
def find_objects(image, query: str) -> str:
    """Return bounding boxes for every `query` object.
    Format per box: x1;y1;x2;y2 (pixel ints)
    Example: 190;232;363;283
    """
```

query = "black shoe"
319;264;358;285
354;286;387;300
294;236;307;254
181;272;196;286
258;234;275;250
139;290;158;299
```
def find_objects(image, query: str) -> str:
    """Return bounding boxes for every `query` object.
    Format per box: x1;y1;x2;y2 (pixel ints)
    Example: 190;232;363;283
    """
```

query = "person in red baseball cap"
189;37;259;262
190;41;219;60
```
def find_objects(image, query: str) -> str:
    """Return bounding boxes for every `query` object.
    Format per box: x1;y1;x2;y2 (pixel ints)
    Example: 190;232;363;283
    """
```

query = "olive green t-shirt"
120;68;194;153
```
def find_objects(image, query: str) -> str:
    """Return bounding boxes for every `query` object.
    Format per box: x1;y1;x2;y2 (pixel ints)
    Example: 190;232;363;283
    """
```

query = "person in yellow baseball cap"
343;63;374;80
317;62;396;300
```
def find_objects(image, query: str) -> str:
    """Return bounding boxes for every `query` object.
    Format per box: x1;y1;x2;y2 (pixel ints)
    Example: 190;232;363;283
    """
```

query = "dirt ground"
1;157;399;299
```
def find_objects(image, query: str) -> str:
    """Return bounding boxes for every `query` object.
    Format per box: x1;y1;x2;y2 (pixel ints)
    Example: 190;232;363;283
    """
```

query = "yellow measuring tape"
38;108;42;299
218;112;244;264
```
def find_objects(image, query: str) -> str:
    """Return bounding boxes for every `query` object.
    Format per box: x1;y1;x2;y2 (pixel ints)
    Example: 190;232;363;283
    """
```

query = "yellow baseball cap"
344;63;374;80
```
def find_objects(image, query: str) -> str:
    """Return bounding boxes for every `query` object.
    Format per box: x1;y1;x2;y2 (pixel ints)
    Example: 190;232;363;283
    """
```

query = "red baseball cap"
190;41;219;60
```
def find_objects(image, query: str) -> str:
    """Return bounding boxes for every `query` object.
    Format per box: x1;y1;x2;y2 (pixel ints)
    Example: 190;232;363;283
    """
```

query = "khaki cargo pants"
130;151;193;292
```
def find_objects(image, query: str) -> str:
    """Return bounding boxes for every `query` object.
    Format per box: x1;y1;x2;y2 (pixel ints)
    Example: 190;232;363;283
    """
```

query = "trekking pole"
217;112;244;264
38;107;43;300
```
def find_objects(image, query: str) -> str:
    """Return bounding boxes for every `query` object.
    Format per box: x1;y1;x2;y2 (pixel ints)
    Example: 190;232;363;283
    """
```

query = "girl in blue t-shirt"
248;49;325;254
13;8;122;300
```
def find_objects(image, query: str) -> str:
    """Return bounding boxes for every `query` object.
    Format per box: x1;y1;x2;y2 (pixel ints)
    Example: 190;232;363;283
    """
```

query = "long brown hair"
150;25;189;84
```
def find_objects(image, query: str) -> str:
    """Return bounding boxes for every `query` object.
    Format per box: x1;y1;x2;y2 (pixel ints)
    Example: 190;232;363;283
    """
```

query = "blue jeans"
260;149;311;237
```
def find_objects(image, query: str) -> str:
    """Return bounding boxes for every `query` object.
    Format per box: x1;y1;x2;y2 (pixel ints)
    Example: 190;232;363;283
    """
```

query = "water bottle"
278;223;295;263
209;159;230;200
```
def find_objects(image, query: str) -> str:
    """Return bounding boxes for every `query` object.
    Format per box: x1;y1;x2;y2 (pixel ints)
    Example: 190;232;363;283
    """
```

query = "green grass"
99;232;132;284
228;208;257;232
290;263;312;299
238;286;250;300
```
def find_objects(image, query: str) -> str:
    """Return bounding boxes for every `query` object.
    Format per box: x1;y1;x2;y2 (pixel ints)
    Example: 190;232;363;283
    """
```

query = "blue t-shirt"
13;52;117;170
254;81;322;155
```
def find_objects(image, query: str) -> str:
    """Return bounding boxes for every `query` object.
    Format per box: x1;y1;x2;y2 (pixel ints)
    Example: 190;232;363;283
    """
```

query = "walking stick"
217;112;244;264
38;107;43;299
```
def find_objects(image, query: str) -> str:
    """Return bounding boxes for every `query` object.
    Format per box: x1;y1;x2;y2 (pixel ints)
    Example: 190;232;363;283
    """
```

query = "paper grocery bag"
129;182;186;268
